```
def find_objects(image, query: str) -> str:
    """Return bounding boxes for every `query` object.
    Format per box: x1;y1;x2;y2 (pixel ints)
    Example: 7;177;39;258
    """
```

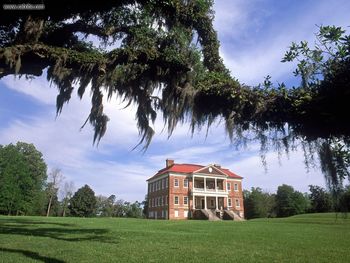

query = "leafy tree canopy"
308;185;333;213
0;142;47;215
275;184;309;217
243;187;276;219
69;184;97;217
1;1;349;190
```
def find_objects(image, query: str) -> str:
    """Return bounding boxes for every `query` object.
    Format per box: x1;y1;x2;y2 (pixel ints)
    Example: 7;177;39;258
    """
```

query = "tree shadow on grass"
0;219;118;244
0;247;65;263
0;217;75;227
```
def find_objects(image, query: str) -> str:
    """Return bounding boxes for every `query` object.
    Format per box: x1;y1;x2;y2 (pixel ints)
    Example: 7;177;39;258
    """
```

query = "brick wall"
168;174;190;219
227;179;244;218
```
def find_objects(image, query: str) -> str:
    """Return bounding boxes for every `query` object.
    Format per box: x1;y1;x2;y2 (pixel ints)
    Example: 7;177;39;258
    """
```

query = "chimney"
166;159;174;167
214;164;221;169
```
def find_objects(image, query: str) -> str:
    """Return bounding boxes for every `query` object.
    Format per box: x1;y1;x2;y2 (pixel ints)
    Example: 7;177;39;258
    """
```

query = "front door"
201;198;205;209
218;198;224;210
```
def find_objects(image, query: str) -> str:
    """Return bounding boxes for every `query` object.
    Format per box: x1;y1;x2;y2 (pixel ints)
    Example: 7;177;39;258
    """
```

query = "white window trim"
228;198;232;207
235;199;240;207
184;210;188;218
174;178;179;187
184;196;188;205
174;196;179;205
174;210;179;217
184;179;188;188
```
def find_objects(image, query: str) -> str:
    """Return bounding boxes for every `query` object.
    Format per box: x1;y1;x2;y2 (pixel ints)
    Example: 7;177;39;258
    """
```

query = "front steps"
193;209;245;221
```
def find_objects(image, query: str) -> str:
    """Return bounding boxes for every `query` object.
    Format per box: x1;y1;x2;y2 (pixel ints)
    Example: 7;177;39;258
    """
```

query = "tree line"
244;184;350;219
0;142;145;218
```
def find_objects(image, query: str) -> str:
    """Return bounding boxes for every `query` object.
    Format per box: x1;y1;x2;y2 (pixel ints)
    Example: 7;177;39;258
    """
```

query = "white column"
193;194;195;209
215;178;217;192
215;196;218;210
204;196;207;210
192;175;195;190
204;177;207;192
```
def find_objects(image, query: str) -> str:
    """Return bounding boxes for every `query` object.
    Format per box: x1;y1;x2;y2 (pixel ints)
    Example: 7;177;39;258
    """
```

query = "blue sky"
1;0;349;201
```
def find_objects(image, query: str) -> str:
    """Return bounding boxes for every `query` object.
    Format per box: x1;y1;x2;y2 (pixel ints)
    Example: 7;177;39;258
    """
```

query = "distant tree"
244;188;276;219
126;201;143;218
60;180;75;217
276;184;309;217
308;185;333;213
0;142;47;215
114;199;127;217
95;195;108;216
338;186;350;213
44;182;60;216
95;194;116;217
104;195;116;217
142;195;148;218
69;184;96;217
46;168;64;217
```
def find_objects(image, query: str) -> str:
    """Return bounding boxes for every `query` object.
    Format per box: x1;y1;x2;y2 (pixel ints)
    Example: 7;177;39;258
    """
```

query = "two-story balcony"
193;177;226;193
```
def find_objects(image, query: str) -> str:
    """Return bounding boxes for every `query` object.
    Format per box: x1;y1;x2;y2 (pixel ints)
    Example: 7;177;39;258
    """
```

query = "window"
184;210;188;218
166;178;168;188
161;196;163;206
227;182;231;191
165;195;168;205
149;200;151;208
162;179;165;189
174;178;179;187
174;196;179;205
161;210;164;218
235;199;240;207
210;199;214;207
184;179;188;188
174;210;179;217
149;211;153;218
228;198;232;207
184;196;188;205
234;183;238;191
157;181;159;191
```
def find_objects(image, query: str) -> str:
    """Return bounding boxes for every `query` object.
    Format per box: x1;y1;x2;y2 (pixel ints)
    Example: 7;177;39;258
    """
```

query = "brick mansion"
147;159;244;220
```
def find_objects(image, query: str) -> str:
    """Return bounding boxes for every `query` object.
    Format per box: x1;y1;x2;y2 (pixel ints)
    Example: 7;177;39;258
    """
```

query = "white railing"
193;187;225;192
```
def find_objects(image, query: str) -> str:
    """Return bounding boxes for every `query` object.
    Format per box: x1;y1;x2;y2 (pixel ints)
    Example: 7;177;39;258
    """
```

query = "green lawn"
0;213;349;263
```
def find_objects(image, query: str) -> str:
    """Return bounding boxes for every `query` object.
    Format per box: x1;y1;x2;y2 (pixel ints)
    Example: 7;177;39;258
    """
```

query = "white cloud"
1;73;57;105
214;0;350;85
2;1;345;202
229;150;326;193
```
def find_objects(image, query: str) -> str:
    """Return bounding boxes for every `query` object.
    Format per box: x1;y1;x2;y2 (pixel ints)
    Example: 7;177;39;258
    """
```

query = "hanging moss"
0;1;349;192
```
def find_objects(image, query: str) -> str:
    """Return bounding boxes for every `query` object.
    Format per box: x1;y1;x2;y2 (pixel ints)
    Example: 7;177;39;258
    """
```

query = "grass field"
0;213;349;263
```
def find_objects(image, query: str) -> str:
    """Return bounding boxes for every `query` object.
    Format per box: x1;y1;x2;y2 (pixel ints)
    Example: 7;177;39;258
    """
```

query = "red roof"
147;163;243;181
